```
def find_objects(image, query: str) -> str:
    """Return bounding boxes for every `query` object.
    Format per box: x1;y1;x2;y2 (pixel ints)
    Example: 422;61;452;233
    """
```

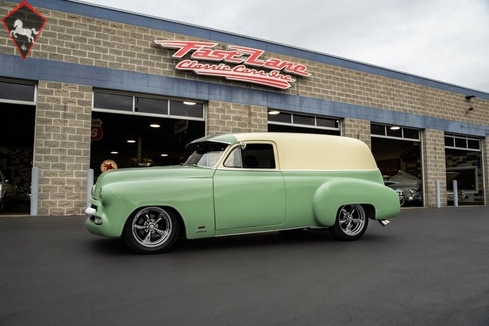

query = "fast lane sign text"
154;40;311;89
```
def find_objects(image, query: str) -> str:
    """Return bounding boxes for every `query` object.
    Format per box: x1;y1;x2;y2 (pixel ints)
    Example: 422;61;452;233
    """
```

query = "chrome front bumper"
85;206;96;216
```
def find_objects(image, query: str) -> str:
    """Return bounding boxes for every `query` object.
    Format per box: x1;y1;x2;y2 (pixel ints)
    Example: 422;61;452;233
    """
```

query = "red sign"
1;1;47;59
100;160;118;173
154;40;311;89
91;118;103;141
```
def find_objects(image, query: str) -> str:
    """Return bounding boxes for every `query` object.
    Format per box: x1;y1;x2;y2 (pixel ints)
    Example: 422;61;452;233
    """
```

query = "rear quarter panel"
312;176;401;226
282;170;399;227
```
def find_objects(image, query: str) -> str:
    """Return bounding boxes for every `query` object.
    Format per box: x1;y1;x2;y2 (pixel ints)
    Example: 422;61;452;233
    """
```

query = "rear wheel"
122;206;179;254
329;204;368;241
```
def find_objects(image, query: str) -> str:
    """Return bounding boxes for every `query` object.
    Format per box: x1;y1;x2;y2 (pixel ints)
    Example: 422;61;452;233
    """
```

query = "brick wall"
2;1;489;210
1;0;488;127
422;129;447;207
35;81;92;215
341;118;371;148
207;101;267;135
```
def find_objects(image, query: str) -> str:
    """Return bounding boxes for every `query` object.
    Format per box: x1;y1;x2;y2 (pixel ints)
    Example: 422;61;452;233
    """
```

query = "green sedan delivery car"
85;132;400;253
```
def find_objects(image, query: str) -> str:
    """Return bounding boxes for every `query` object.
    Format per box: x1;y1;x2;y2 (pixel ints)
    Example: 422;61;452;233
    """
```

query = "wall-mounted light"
467;107;474;112
268;110;280;115
465;95;475;100
127;139;136;143
390;126;401;130
150;123;160;128
111;151;118;154
183;101;196;105
161;153;168;157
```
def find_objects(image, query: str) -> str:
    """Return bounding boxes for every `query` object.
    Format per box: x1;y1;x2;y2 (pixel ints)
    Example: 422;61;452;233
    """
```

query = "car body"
385;171;423;206
85;132;400;253
0;171;16;210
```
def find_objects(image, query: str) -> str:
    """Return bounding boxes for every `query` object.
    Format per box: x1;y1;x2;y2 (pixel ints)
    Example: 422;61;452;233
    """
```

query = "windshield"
183;142;228;167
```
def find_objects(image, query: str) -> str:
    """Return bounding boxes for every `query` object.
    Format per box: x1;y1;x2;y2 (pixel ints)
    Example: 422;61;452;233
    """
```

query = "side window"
223;143;276;169
223;147;243;168
242;144;276;169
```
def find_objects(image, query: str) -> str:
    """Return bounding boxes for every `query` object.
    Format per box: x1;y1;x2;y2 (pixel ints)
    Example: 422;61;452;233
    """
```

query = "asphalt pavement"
0;207;488;326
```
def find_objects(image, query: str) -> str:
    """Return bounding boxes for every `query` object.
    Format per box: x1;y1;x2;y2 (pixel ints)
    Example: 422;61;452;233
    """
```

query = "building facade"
1;0;489;215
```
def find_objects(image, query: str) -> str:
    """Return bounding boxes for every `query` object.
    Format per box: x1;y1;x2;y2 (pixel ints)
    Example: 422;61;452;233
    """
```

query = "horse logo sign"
11;19;40;43
1;1;47;59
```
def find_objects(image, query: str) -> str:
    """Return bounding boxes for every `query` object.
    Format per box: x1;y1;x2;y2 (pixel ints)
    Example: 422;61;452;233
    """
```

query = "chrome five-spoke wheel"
123;207;179;254
330;204;369;240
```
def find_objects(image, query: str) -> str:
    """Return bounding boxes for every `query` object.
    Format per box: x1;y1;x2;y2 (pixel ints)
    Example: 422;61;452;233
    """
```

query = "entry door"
213;169;285;230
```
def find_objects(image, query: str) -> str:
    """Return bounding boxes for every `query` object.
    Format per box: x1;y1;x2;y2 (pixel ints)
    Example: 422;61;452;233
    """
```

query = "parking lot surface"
0;207;488;326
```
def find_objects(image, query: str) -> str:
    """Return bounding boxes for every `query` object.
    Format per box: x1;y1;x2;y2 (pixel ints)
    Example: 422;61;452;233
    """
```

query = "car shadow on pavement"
88;238;135;256
87;228;393;255
170;229;390;253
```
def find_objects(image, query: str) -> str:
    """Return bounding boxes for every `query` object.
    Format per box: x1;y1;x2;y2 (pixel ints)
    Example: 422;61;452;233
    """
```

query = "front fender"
103;177;215;239
313;178;401;226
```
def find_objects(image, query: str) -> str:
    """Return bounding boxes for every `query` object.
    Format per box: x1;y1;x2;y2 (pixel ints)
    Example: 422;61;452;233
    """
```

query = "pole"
87;169;94;207
30;167;39;216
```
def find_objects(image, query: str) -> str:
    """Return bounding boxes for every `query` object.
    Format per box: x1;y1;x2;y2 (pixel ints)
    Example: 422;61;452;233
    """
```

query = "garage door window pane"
94;93;133;111
371;124;385;136
293;114;314;126
468;139;480;150
387;127;402;137
0;82;35;102
170;101;203;118
403;128;419;140
316;117;338;128
268;112;291;123
455;138;466;148
137;98;168;114
445;136;454;147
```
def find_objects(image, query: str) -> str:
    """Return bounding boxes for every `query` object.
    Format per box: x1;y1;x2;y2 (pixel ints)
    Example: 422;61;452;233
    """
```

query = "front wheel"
329;204;369;241
122;206;180;254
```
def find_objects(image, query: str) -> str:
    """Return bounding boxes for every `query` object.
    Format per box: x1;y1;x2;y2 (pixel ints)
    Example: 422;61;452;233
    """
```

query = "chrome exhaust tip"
378;219;390;227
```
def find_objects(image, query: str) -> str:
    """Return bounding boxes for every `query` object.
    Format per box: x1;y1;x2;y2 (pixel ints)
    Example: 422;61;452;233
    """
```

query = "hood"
96;165;216;186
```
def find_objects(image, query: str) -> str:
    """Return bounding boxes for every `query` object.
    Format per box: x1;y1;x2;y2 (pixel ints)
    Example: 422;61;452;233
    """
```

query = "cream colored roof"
233;132;378;171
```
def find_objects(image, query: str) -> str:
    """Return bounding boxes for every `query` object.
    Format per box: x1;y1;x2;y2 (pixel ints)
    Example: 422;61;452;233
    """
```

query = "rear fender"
313;179;399;226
